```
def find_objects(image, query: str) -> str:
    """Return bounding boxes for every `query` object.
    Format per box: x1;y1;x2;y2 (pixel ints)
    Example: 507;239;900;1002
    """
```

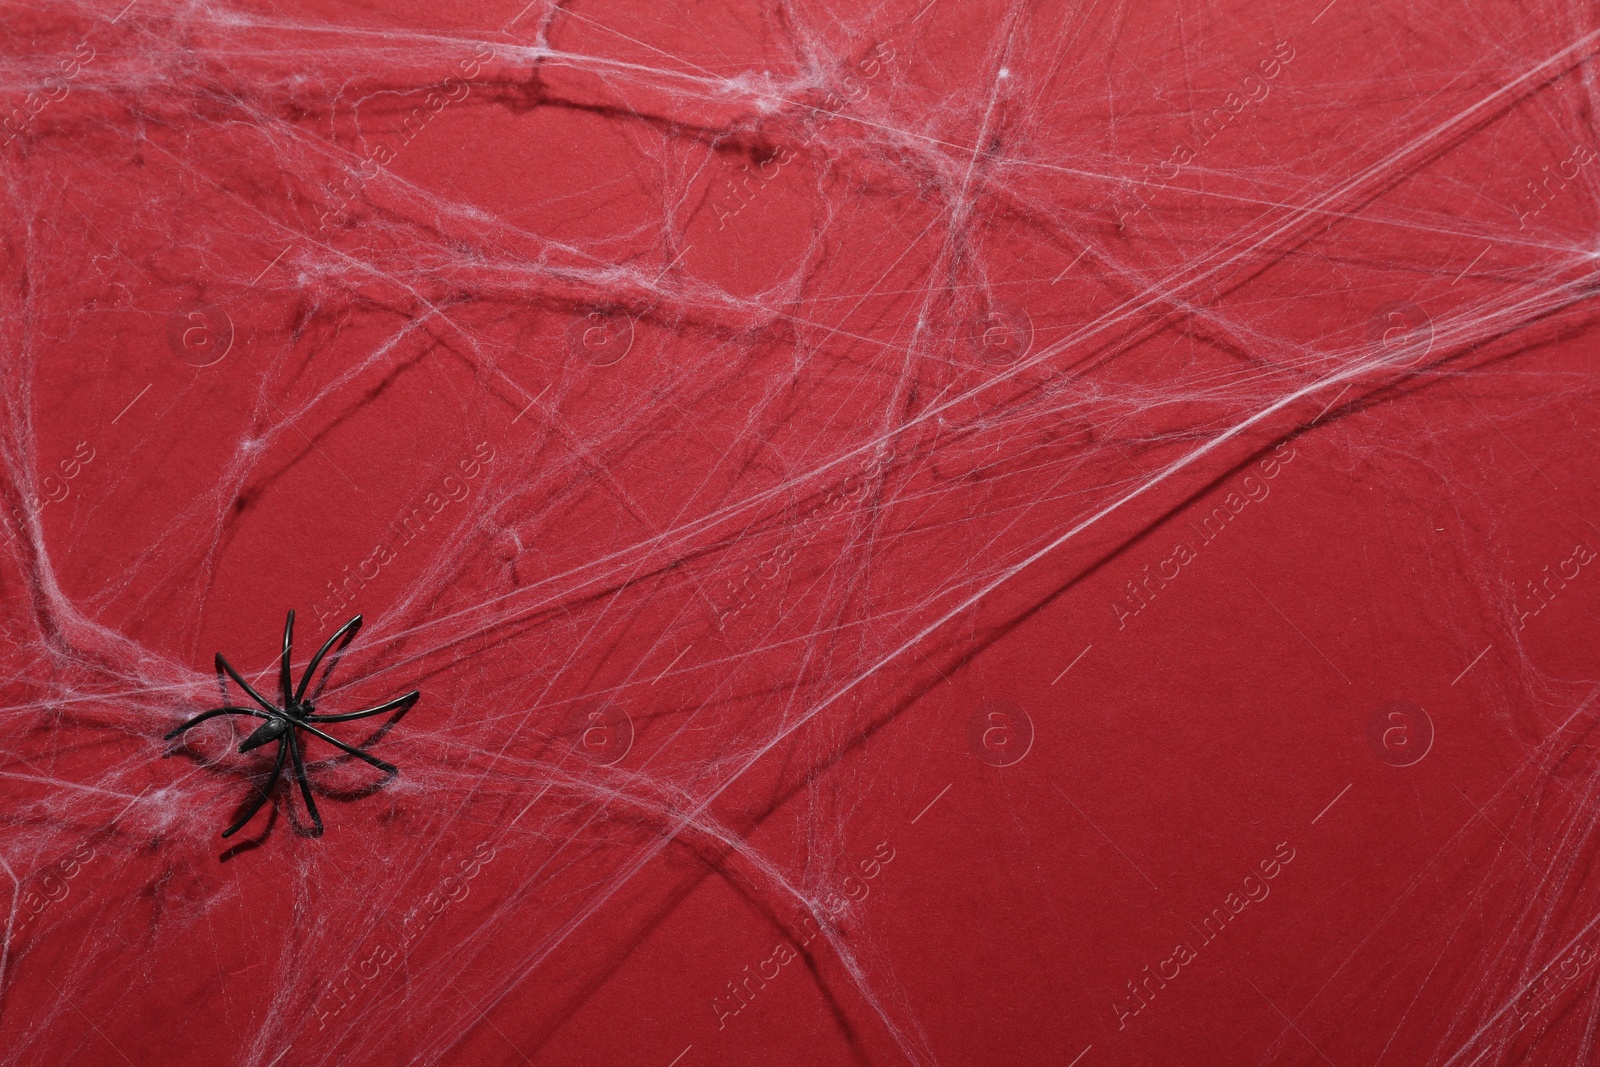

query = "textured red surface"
4;1;1600;1065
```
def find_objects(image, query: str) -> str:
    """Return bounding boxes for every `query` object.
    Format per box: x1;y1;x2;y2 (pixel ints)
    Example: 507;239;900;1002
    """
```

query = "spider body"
165;610;418;837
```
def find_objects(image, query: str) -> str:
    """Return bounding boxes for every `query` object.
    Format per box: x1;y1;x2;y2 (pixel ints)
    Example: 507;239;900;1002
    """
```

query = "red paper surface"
4;1;1600;1065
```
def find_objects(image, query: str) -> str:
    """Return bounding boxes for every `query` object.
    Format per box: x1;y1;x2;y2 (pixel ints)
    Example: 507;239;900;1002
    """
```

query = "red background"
4;0;1600;1065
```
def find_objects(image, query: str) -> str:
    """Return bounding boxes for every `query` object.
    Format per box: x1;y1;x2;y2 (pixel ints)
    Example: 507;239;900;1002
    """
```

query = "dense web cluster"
3;0;1600;1064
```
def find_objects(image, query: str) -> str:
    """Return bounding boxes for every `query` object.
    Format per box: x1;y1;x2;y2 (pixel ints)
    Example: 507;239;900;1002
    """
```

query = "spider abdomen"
240;717;289;753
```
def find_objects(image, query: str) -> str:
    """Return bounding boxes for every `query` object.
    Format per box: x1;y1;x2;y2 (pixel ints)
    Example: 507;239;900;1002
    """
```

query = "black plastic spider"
165;610;418;838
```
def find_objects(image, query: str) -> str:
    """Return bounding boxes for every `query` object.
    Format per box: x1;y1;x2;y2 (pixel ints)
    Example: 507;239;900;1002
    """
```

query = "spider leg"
286;730;323;835
294;614;363;705
213;652;230;706
216;653;281;716
280;610;296;709
295;722;398;775
221;735;287;839
164;706;268;741
305;690;419;723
